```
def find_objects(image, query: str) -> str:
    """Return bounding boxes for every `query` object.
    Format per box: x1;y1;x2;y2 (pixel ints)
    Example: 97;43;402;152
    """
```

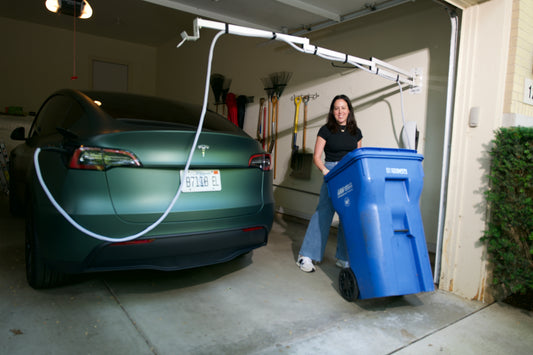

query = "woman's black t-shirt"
318;125;363;162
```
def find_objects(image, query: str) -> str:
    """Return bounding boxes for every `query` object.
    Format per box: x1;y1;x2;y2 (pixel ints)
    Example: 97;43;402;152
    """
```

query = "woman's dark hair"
326;94;358;135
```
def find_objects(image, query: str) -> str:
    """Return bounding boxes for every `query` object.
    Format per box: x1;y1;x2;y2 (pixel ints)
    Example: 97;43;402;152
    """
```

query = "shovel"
291;95;313;179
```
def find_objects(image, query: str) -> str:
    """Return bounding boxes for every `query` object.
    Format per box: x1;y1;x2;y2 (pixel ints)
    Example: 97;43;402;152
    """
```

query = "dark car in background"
9;89;274;288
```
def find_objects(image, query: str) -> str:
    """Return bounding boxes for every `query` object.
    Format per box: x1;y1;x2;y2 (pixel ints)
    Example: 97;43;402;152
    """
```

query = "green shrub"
481;127;533;296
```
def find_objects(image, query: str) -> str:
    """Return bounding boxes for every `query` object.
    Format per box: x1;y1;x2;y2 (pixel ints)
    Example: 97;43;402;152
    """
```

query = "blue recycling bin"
325;147;434;300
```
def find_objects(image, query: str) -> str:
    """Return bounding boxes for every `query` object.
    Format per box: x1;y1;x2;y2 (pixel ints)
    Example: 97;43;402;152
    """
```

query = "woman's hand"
314;137;328;175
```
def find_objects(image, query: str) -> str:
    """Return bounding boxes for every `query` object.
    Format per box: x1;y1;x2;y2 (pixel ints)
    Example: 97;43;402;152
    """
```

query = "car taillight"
242;226;264;232
68;147;142;171
249;153;271;171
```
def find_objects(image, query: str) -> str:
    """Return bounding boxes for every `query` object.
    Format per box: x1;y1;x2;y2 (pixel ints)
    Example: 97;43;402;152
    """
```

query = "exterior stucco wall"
439;0;513;301
502;0;533;126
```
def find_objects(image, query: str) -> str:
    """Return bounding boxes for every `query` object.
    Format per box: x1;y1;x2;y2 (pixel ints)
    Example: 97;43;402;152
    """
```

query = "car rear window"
83;91;248;136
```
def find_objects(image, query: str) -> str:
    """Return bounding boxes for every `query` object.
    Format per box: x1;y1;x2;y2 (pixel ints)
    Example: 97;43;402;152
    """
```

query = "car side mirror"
10;126;26;141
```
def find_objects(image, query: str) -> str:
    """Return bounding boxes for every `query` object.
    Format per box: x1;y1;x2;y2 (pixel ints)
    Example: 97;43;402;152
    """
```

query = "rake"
268;72;292;179
261;76;275;152
269;71;293;98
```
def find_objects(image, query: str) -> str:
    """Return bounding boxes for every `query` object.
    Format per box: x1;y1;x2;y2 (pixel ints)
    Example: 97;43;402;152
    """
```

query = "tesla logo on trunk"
198;144;210;157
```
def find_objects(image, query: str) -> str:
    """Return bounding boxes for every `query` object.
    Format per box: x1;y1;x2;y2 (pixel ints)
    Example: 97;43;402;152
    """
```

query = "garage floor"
1;194;532;355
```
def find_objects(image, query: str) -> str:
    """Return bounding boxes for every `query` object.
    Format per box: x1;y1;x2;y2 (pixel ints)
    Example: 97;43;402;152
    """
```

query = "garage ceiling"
143;0;415;33
3;0;423;46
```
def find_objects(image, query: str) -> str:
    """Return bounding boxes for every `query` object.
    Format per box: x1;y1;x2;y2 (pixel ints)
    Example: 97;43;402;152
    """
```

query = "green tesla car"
9;89;274;288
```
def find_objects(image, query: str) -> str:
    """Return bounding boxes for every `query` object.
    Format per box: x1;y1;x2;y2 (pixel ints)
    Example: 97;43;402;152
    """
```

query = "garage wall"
156;1;452;251
0;17;157;114
0;1;451;254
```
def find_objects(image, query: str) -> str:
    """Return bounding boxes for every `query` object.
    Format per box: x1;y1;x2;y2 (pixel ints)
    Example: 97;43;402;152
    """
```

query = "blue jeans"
299;161;348;262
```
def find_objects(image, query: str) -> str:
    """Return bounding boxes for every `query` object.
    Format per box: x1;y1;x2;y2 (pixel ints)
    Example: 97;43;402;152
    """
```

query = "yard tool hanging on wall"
261;76;275;154
270;72;292;97
270;94;278;178
210;73;224;113
290;95;314;179
268;71;292;179
291;95;302;167
237;95;248;129
269;95;278;154
256;98;265;148
210;73;232;114
262;98;267;149
221;77;232;115
303;95;309;152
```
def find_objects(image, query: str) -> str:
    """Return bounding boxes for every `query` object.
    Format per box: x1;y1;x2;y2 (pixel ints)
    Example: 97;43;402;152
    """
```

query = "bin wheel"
339;268;359;301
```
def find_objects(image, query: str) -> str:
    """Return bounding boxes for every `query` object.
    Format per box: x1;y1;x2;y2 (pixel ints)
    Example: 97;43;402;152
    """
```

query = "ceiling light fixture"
45;0;93;19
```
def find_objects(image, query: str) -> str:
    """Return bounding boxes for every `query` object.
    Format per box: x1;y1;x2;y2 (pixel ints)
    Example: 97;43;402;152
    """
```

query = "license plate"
180;170;222;192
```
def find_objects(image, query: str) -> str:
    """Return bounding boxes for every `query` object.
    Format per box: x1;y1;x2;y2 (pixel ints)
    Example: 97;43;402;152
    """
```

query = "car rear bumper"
36;195;274;274
90;226;268;272
45;224;270;274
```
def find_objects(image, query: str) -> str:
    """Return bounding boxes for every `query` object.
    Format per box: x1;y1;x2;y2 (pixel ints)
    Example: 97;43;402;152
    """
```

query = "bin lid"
324;147;424;182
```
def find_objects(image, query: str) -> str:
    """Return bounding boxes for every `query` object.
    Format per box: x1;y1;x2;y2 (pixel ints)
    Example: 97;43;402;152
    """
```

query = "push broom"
210;73;225;113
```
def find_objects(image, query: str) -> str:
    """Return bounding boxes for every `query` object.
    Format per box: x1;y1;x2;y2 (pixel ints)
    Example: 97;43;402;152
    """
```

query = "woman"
297;94;363;272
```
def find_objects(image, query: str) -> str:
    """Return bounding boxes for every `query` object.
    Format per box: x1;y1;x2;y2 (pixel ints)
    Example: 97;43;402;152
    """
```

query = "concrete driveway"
1;194;532;354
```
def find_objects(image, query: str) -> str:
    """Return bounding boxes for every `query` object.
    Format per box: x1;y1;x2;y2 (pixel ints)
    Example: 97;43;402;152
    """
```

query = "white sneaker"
297;256;316;273
336;259;350;268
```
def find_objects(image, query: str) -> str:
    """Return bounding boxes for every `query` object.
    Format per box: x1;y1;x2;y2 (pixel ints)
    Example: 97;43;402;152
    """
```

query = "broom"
210;73;225;113
221;77;232;115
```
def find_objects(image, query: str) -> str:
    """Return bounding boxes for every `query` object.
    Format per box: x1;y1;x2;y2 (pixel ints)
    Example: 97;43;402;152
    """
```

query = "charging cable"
396;80;415;150
33;30;226;243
